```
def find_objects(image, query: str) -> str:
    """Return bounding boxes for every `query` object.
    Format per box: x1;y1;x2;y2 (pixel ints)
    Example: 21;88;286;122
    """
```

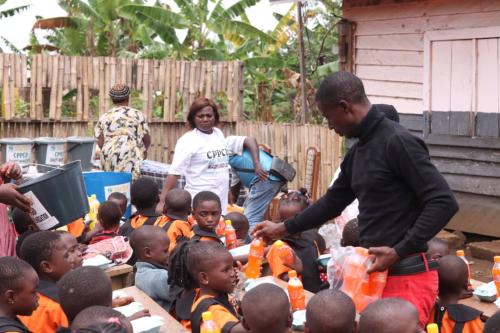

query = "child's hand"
112;296;134;308
128;309;151;321
0;183;31;212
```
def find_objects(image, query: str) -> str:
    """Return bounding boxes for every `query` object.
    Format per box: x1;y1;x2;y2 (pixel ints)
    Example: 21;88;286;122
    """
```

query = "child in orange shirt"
186;241;245;333
120;178;169;236
89;201;122;245
163;189;192;252
18;231;74;333
190;191;224;244
56;231;83;269
0;257;39;333
428;255;483;333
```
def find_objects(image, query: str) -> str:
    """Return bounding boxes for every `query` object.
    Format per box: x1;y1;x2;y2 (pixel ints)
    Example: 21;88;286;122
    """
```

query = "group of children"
1;174;500;333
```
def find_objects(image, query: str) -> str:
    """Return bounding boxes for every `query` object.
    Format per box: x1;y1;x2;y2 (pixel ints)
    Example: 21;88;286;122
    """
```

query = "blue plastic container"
83;171;132;219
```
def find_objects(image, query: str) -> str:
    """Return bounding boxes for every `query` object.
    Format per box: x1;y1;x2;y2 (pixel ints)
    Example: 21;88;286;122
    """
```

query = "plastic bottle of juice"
357;270;388;312
341;247;369;300
86;194;100;230
200;311;220;333
426;323;438;333
274;240;295;266
456;250;472;288
288;270;305;311
245;238;265;279
224;220;237;250
492;255;500;297
215;217;226;237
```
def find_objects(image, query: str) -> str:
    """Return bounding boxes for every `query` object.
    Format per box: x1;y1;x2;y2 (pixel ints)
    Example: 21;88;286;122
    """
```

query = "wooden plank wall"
0;54;244;122
0;121;342;198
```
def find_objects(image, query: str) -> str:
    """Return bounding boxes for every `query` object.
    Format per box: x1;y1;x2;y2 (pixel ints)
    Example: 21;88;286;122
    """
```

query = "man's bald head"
305;289;356;333
242;283;291;333
359;298;419;333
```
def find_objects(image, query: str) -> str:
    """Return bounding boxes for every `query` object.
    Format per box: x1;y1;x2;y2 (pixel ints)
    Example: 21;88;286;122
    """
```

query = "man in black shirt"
254;72;459;327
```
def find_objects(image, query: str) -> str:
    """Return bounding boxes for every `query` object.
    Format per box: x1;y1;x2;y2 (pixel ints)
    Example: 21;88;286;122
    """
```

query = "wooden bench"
105;264;133;290
118;286;189;333
460;279;499;319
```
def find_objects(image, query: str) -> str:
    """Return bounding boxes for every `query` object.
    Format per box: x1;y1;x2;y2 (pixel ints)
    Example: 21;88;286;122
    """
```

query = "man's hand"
0;184;31;212
254;162;268;181
252;221;288;243
0;162;22;181
367;246;400;273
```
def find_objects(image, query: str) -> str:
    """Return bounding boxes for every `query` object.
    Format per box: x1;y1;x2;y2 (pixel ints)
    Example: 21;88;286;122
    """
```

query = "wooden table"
105;264;133;290
459;279;499;319
119;286;189;333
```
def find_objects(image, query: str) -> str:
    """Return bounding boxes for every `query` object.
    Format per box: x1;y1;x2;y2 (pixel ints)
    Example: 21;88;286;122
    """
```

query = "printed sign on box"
104;183;131;202
45;144;66;165
24;191;60;230
6;144;31;164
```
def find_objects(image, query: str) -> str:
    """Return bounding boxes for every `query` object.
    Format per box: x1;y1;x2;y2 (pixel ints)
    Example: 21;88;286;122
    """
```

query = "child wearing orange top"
163;189;193;252
18;231;74;333
120;177;169;236
428;255;483;333
267;189;323;293
190;191;224;244
0;257;39;333
183;241;245;333
89;201;122;245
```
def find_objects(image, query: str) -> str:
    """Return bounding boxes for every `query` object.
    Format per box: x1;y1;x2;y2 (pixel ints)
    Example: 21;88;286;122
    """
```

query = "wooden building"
341;0;500;237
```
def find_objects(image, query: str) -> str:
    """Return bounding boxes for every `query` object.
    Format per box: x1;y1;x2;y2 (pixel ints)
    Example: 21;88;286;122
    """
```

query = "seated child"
56;231;83;269
428;255;483;333
241;283;291;333
427;237;451;260
130;226;171;310
484;311;500;333
18;231;74;333
89;201;122;245
120;177;169;236
163;189;193;251
15;230;38;258
0;257;39;333
71;306;132;333
108;192;128;220
58;266;113;323
359;298;420;333
11;208;38;235
225;212;250;246
305;289;356;333
340;218;359;247
73;322;130;333
185;241;244;333
267;189;323;292
190;191;224;244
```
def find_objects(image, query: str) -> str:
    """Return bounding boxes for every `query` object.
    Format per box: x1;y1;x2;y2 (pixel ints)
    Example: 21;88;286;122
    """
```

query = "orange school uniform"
429;303;483;333
190;225;224;244
66;218;85;238
189;290;239;333
120;214;170;236
163;215;192;252
18;280;68;333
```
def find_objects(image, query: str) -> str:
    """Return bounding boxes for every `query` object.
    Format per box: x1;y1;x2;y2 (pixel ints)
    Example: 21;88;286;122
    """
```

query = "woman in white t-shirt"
159;98;230;213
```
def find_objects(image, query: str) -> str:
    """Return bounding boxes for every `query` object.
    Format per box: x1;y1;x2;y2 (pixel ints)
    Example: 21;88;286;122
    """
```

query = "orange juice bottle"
274;240;294;266
200;311;220;333
493;256;500;297
288;270;305;311
426;323;438;333
341;247;369;300
245;238;265;279
456;250;472;288
224;220;237;250
366;270;388;298
215;217;225;236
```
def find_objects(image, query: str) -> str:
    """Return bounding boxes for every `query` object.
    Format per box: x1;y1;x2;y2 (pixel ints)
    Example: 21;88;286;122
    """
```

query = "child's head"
107;192;128;216
164;189;191;217
16;230;38;257
341;218;359;247
484;311;500;333
58;266;113;322
11;207;38;234
71;306;131;333
0;257;39;317
192;191;222;233
56;231;83;269
427;238;450;260
225;212;249;242
19;230;73;282
74;322;130;333
305;289;355;333
437;254;468;298
130;225;170;266
278;188;309;221
359;298;419;333
241;283;291;333
187;241;236;294
131;177;159;211
98;201;122;231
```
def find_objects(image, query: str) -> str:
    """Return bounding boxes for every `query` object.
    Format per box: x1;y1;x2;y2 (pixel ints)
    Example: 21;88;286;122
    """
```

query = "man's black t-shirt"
285;105;458;257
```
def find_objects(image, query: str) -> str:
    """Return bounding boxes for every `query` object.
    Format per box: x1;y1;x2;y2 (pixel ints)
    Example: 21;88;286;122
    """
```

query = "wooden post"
296;0;308;124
